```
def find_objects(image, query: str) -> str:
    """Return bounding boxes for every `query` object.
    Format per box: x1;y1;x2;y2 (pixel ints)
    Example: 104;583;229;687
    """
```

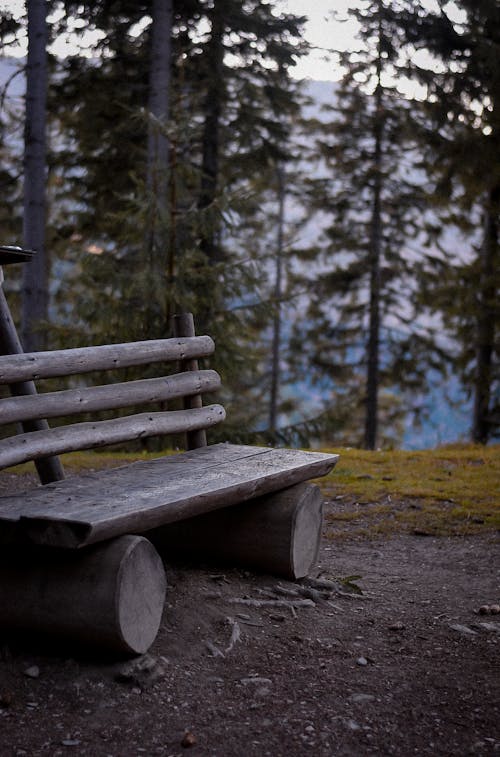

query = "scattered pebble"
0;693;13;708
388;622;405;632
181;731;197;748
349;692;375;703
240;677;273;686
449;624;478;636
478;623;500;634
346;719;361;731
23;666;40;679
61;739;81;747
479;604;500;615
356;656;368;666
115;654;165;688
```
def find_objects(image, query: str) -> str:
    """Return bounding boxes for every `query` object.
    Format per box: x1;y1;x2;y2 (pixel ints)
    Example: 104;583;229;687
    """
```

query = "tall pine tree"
296;0;428;449
402;0;500;443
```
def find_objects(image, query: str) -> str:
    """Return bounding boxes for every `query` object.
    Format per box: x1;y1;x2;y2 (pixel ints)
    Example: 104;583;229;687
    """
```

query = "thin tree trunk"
198;1;224;265
194;1;225;334
472;187;498;444
22;0;48;352
364;46;383;451
146;0;173;278
269;165;285;434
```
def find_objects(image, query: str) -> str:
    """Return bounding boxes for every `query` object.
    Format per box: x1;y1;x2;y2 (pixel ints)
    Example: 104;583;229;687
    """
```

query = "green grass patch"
319;444;500;536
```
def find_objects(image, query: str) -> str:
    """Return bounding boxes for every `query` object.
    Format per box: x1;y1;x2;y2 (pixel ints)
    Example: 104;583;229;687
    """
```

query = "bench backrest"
0;327;225;475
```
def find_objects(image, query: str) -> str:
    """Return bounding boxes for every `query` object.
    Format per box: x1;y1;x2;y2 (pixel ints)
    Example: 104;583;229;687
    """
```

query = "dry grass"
318;444;500;537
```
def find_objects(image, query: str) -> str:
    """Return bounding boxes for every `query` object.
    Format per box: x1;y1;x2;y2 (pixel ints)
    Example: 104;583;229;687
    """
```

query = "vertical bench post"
0;257;65;484
171;312;208;450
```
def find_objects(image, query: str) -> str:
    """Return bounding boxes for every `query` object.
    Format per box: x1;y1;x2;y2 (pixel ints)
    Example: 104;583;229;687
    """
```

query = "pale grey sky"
278;0;359;80
1;0;356;80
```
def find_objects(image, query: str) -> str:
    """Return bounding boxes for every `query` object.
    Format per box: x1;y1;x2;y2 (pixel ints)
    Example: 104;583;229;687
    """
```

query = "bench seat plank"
0;443;338;548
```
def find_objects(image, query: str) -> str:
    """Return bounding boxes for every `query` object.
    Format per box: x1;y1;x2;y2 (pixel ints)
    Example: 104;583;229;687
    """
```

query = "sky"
0;0;357;81
277;0;359;80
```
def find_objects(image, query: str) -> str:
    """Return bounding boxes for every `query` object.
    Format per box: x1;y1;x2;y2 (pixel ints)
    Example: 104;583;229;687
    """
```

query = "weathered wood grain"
0;369;220;425
0;281;65;483
0;534;166;654
172;312;207;450
0;404;226;470
149;482;324;579
0;336;214;383
0;443;338;548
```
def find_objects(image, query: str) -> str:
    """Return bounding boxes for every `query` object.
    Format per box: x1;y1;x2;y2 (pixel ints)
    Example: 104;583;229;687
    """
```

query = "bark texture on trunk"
472;187;499;444
22;0;48;352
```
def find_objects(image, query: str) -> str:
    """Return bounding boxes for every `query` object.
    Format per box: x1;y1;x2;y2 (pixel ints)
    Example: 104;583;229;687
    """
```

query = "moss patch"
318;444;500;537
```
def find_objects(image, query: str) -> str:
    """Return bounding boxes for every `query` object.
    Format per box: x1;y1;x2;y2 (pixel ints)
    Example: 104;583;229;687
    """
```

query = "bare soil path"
0;483;499;756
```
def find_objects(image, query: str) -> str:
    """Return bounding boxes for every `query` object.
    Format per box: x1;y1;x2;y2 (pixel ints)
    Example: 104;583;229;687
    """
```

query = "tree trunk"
22;0;48;352
195;1;225;334
198;2;224;264
364;60;383;451
472;187;498;444
269;165;285;434
146;0;173;265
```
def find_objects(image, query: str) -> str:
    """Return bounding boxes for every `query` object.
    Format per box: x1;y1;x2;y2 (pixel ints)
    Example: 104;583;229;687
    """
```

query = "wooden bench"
0;313;338;655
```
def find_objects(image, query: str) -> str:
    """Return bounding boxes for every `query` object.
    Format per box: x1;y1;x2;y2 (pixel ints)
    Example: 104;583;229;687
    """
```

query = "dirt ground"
0;476;499;757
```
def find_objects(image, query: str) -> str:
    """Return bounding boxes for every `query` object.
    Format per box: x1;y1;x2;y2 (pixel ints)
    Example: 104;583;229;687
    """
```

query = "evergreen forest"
0;0;498;451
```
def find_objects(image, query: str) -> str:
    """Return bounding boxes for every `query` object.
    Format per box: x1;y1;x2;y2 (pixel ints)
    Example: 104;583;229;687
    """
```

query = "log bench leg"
0;535;167;655
148;482;323;579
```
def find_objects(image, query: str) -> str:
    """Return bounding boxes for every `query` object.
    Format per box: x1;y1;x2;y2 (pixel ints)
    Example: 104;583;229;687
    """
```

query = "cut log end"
149;482;324;580
0;535;167;656
116;536;167;654
291;486;323;579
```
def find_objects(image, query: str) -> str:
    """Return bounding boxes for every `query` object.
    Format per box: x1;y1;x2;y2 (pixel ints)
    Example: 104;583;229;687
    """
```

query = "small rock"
61;739;81;747
205;641;225;658
181;731;197;748
388;622;405;632
240;677;273;686
349;693;375;703
356;656;368;666
0;692;13;708
346;719;361;731
115;654;165;687
23;666;40;679
480;604;500;615
478;623;500;634
449;624;478;636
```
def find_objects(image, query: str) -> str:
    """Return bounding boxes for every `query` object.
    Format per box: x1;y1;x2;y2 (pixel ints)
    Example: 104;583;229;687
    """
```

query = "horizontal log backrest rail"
0;335;225;471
